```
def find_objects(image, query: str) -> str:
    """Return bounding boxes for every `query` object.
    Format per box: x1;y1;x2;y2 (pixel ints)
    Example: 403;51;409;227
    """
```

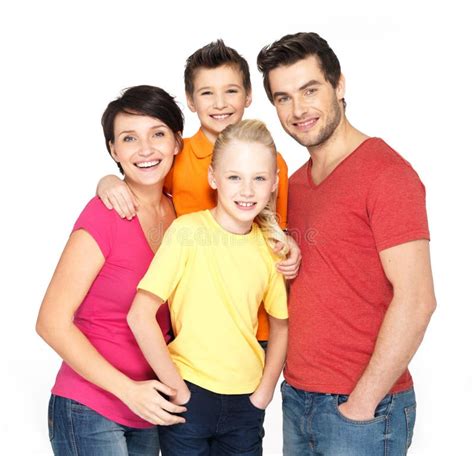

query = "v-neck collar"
306;137;376;190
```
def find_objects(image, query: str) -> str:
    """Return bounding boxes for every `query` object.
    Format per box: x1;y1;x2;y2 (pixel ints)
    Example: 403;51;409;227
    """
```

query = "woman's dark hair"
257;32;342;104
184;39;251;96
101;85;184;174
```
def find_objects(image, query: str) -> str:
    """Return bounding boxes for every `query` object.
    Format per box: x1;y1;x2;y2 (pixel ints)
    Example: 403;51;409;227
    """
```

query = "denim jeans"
48;395;160;456
159;381;265;456
281;381;416;456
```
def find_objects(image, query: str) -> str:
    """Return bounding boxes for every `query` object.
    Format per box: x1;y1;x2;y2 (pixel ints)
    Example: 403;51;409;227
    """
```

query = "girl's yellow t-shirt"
138;210;288;394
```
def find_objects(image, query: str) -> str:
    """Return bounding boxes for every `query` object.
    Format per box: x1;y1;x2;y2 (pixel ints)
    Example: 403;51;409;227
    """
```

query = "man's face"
268;56;345;149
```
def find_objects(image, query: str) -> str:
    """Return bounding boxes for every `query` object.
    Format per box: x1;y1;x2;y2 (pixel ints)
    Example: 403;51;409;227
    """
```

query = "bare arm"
275;234;302;280
36;230;185;425
128;289;190;405
97;174;138;219
250;316;288;409
339;239;436;420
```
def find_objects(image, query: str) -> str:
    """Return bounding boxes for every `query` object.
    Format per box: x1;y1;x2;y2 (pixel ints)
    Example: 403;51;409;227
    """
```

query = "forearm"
128;312;187;403
349;295;434;411
253;317;288;404
38;321;133;401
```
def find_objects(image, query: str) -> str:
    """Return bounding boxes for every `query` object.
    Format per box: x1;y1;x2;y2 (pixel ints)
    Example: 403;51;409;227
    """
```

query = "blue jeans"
281;381;416;456
159;381;265;456
48;395;160;455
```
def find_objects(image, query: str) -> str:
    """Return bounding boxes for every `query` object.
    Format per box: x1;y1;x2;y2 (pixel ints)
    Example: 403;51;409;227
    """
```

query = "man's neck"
308;120;368;185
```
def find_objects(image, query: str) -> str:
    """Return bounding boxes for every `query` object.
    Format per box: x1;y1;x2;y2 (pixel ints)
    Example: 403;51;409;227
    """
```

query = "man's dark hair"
257;32;342;103
101;85;184;174
184;39;251;96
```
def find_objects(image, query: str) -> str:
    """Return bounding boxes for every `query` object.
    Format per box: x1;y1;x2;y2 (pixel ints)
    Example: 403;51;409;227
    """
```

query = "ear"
336;74;346;101
174;133;183;155
272;172;279;193
186;93;197;113
208;166;217;189
109;141;119;162
245;89;252;108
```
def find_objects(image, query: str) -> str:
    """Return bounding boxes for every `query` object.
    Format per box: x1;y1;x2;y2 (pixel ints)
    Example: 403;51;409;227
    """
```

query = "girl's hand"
97;175;138;220
275;234;301;280
249;389;273;411
172;383;192;406
121;379;187;425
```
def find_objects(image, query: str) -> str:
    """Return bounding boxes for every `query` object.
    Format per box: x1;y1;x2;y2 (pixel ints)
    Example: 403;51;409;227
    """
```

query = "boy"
98;40;300;344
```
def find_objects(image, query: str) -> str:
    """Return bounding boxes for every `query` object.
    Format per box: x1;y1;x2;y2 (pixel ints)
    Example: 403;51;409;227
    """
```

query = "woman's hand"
97;175;138;219
120;379;187;425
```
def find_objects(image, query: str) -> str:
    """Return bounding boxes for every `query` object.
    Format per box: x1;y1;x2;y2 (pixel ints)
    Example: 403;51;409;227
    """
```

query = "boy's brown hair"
184;39;251;96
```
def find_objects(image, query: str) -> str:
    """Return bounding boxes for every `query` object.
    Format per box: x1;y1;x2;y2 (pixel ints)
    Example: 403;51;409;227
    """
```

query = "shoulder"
76;196;118;224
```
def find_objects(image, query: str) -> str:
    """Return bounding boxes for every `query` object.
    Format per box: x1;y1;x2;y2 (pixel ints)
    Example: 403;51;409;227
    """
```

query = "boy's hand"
97;175;138;219
275;234;301;280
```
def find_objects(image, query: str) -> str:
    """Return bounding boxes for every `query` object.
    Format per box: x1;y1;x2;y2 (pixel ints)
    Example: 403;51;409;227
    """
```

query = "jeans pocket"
334;394;392;424
48;395;55;441
247;395;266;413
404;403;416;449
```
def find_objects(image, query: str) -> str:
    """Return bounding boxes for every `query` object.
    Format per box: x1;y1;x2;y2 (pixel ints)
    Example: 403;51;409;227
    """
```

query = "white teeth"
236;201;255;207
136;160;161;168
211;114;231;120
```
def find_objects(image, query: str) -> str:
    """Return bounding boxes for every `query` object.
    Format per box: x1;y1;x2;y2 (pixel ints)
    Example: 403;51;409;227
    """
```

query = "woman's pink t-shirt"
51;197;172;428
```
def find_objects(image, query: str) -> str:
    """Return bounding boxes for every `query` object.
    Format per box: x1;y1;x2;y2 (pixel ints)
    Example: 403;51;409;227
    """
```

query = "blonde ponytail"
212;119;289;257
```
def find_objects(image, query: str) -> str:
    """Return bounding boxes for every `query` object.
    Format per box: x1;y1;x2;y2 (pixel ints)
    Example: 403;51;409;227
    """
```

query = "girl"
36;85;187;455
128;119;289;455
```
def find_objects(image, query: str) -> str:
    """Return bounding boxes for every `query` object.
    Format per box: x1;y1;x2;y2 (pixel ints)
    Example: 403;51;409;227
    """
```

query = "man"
257;32;436;455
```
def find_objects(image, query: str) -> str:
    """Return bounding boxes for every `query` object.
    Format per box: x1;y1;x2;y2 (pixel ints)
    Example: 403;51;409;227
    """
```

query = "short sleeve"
72;197;116;258
263;265;288;319
137;218;189;301
367;164;430;252
276;152;289;229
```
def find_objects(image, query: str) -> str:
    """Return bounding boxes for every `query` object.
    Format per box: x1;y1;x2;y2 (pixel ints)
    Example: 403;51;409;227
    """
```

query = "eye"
227;175;240;181
276;95;290;104
200;90;212;96
154;131;165;138
255;176;267;182
226;88;239;94
305;87;318;96
123;135;135;142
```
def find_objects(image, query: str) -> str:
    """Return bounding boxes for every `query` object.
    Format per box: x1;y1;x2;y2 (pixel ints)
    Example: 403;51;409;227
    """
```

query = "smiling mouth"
135;160;162;169
293;118;318;130
235;201;257;210
210;113;233;121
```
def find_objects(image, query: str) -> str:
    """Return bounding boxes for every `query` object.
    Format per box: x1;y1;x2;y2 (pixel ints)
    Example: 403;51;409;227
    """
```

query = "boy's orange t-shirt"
164;128;289;340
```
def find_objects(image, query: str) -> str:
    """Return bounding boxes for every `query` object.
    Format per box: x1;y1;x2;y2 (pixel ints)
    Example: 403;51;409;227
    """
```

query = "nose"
240;179;255;197
292;95;307;119
138;138;154;157
213;92;227;110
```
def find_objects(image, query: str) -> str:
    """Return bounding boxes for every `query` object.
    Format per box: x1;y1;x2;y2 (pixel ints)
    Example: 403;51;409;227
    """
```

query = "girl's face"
209;140;278;234
110;112;179;188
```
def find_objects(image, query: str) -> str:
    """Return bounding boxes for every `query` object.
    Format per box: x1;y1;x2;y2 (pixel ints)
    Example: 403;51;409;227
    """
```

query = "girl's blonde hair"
212;119;289;257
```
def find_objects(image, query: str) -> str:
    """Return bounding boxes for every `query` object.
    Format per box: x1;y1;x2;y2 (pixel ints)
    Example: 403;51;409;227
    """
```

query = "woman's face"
109;112;179;187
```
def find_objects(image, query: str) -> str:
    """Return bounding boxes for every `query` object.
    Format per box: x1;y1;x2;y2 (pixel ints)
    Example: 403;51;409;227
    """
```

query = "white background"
1;1;473;454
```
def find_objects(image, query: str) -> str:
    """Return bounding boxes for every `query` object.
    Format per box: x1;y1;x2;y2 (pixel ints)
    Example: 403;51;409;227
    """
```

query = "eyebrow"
117;124;166;135
273;79;322;98
197;83;242;91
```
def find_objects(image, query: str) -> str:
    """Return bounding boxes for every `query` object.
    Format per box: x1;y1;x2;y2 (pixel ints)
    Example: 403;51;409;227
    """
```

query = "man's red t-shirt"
286;138;430;394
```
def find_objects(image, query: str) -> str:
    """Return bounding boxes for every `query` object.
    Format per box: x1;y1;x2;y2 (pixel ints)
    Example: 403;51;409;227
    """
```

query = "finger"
108;193;127;218
156;410;186;426
151;380;176;397
116;192;136;220
100;195;114;210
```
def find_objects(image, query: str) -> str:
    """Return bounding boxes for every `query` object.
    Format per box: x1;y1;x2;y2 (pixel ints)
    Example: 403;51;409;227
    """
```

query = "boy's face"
187;65;252;144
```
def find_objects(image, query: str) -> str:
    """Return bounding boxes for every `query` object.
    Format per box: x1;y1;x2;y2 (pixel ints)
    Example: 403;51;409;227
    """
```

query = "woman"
36;85;186;455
